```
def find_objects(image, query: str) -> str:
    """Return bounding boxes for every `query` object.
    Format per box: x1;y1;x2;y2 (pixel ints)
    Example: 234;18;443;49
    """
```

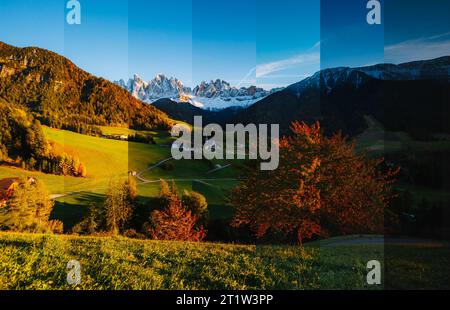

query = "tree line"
0;100;87;177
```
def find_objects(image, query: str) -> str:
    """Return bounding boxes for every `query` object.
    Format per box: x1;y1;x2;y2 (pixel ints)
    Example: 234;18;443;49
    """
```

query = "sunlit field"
0;126;240;231
1;232;448;290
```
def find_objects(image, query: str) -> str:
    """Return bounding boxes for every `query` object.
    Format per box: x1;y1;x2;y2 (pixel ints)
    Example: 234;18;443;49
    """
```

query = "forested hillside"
0;98;86;177
0;42;173;132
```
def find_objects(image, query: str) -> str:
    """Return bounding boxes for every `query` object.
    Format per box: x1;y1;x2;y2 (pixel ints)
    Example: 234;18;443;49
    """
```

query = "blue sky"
0;0;449;89
384;0;450;63
256;0;320;89
321;0;384;68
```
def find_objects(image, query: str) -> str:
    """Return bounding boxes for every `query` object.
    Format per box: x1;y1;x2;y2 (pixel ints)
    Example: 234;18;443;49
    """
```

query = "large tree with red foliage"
231;121;398;244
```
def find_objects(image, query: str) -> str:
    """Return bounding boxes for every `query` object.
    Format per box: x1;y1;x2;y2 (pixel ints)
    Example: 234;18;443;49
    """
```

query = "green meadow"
1;125;449;291
0;232;448;290
0;126;240;230
2;119;449;231
357;115;450;207
356;116;450;154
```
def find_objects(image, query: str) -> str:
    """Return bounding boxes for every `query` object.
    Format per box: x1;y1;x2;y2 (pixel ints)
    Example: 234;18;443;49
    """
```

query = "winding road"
135;157;236;186
50;156;236;199
135;156;174;183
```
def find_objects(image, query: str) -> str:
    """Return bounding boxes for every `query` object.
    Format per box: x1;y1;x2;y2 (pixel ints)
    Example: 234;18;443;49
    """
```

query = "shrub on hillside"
72;178;137;235
144;180;206;241
182;190;208;221
71;203;102;235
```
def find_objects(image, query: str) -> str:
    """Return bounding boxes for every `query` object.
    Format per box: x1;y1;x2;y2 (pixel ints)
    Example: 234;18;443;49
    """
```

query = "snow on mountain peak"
115;74;283;110
286;56;450;98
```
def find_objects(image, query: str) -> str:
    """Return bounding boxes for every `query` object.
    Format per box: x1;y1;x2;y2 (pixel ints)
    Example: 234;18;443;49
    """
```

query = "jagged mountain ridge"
116;73;191;102
115;74;282;110
287;57;450;98
150;56;450;139
236;56;450;136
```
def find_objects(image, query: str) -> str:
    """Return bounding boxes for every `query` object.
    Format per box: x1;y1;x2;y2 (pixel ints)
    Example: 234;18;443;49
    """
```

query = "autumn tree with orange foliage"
145;180;206;241
231;121;398;244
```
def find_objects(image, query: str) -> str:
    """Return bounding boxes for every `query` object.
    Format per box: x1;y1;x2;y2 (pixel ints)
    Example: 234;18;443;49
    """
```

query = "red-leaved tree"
145;180;206;241
231;121;398;244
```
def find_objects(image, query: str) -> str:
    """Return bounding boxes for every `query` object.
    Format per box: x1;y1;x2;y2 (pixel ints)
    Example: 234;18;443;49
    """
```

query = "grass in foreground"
0;233;448;290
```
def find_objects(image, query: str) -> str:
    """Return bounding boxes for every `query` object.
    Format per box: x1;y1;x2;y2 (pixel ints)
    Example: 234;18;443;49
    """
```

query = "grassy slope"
0;232;448;290
357;116;450;204
356;116;450;155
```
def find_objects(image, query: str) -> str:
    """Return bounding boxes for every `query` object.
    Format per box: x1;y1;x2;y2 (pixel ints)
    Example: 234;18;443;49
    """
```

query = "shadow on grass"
50;192;105;232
